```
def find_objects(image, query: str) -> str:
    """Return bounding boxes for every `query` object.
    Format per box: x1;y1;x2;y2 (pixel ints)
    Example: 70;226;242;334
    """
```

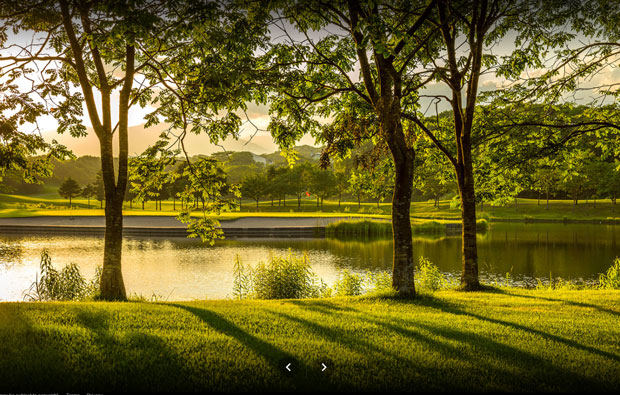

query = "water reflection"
1;222;619;301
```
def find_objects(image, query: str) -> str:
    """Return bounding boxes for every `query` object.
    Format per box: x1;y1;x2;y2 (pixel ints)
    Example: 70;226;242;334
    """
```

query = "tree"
348;171;372;209
308;166;337;209
532;165;561;210
0;1;179;299
81;183;97;209
168;162;188;211
286;163;312;210
258;0;442;297
0;1;266;299
560;150;591;210
241;173;268;209
58;177;81;208
95;171;105;209
333;162;350;208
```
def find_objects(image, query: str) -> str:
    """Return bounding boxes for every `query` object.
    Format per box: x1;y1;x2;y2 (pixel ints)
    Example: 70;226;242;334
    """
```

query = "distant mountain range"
42;122;317;156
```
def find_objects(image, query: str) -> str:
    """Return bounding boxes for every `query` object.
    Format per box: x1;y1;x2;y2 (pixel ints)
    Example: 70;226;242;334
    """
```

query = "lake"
1;222;619;301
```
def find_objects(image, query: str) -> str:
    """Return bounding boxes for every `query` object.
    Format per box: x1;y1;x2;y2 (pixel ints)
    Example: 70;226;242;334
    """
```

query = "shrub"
415;256;446;292
476;218;489;232
333;270;365;296
478;212;491;222
325;220;391;237
412;221;444;234
366;270;393;292
599;257;620;289
233;251;327;299
232;254;253;300
24;250;101;301
536;277;580;291
449;197;461;209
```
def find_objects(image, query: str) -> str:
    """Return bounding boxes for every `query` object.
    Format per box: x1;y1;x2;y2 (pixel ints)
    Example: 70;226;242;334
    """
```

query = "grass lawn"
1;289;619;392
2;191;620;222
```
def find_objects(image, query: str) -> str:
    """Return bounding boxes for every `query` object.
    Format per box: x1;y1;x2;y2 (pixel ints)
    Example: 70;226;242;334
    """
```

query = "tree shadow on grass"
286;299;359;314
486;287;620;317
281;296;612;391
166;303;302;390
401;295;620;363
0;304;191;392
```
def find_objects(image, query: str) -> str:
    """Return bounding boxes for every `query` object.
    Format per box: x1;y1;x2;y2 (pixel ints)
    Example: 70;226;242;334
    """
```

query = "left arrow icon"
286;363;292;372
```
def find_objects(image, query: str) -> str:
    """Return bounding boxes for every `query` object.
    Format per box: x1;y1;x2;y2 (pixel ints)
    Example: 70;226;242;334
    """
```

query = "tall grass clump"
325;220;392;237
232;251;328;299
476;218;489;232
411;221;444;234
333;270;365;296
478;212;491;222
415;256;447;292
599;257;620;289
366;270;393;292
23;250;101;301
232;254;253;300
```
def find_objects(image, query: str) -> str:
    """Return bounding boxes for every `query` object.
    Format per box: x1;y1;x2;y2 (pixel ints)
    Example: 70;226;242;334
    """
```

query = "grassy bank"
1;289;619;392
2;192;620;223
325;219;489;237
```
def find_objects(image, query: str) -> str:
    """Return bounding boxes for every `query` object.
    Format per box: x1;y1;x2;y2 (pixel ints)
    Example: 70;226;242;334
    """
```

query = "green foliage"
23;250;101;301
58;177;82;205
333;270;365;296
476;218;489;232
232;254;253;300
412;221;444;234
535;276;580;291
415;257;447;292
598;257;620;289
241;173;268;207
366;270;394;292
325;220;391;237
233;251;327;300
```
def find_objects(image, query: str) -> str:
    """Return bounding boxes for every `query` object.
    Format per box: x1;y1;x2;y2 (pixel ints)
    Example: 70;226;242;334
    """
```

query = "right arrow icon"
321;363;327;372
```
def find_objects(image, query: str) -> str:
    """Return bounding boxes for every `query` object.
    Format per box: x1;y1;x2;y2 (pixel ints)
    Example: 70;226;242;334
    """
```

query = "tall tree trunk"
99;135;127;301
457;151;481;291
388;144;416;298
100;192;126;300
